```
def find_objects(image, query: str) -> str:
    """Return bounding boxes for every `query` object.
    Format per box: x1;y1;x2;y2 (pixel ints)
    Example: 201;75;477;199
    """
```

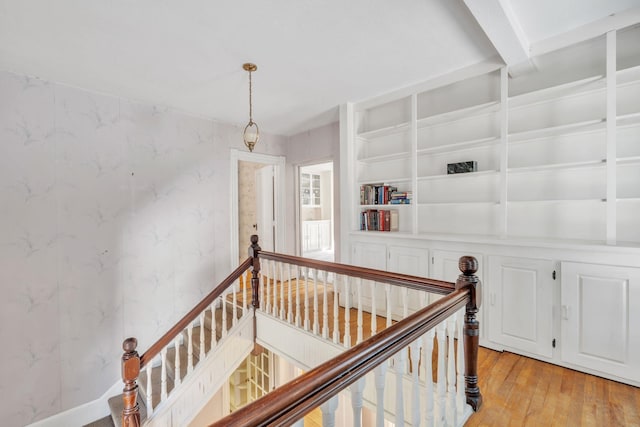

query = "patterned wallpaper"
0;69;286;426
237;161;264;263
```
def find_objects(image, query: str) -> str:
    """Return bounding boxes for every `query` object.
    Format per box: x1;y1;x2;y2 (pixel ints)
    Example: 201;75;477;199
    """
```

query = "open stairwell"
86;303;246;427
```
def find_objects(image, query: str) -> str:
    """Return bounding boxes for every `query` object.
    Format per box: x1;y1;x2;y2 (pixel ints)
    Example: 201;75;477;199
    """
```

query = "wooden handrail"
260;250;455;295
210;288;471;427
140;257;252;367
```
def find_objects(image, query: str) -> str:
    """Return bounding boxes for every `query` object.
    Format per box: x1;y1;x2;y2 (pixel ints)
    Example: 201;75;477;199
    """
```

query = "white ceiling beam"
531;6;640;57
463;0;534;71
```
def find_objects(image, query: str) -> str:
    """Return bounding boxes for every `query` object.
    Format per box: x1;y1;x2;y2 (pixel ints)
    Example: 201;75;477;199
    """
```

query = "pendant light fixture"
242;63;259;152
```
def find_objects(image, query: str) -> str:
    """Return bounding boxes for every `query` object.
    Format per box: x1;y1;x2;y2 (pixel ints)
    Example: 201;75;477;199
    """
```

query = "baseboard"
26;380;122;427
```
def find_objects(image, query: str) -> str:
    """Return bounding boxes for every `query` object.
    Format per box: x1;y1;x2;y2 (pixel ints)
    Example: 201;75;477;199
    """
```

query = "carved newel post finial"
456;256;483;411
122;337;141;427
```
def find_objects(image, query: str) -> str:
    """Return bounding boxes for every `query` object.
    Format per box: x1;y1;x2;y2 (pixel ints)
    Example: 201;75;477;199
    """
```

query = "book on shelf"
360;184;411;205
360;209;399;232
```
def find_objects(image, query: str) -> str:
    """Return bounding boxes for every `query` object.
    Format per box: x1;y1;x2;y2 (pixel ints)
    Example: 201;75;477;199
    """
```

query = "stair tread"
84;415;115;427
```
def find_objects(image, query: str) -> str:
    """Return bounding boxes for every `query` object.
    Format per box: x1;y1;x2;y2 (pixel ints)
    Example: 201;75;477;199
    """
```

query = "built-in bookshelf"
346;23;640;245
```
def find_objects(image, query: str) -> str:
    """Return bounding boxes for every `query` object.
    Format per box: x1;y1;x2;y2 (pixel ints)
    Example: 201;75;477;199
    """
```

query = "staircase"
85;305;240;427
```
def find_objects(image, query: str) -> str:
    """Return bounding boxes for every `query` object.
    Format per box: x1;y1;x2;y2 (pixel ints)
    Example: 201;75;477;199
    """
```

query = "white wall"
0;69;286;426
285;122;340;257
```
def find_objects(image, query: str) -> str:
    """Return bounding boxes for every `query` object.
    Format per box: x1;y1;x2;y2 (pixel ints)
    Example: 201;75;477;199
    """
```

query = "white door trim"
230;149;286;271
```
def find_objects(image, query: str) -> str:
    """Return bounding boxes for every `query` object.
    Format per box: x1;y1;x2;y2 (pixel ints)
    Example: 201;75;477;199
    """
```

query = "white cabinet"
351;241;386;270
302;220;331;252
387;245;429;315
561;262;640;382
487;257;555;358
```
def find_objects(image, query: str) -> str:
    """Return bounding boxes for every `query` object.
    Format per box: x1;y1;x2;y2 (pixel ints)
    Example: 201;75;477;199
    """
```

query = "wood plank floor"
466;349;640;427
236;278;640;426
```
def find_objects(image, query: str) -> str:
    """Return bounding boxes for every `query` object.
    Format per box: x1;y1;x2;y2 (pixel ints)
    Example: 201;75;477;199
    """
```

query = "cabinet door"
487;256;554;358
351;242;387;314
561;262;640;382
388;246;429;315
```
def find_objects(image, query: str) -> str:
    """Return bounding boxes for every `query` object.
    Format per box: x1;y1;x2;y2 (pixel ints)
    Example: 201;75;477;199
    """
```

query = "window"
301;173;321;206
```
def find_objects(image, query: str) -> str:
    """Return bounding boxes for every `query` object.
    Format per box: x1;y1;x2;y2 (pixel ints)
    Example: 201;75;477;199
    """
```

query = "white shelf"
417;169;498;181
417;136;499;155
417;101;500;128
509;75;604;109
418;201;498;206
617;112;640;126
508;198;605;204
508;118;605;143
360;203;412;208
617;64;640;85
617;156;640;166
617;197;640;202
357;177;412;185
508;159;606;174
357;122;410;140
357;151;411;163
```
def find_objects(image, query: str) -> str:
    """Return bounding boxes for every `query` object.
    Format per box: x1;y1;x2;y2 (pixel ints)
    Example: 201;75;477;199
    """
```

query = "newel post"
455;256;483;411
121;337;141;427
249;235;262;354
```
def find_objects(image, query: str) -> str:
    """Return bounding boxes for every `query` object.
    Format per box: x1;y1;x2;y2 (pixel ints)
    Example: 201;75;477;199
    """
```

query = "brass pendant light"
242;63;259;152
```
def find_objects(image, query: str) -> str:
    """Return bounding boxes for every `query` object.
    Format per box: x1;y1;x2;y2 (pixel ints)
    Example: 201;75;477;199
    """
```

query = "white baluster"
375;362;387;427
161;347;168;400
295;266;301;327
313;268;319;335
385;284;392;328
402;287;409;320
287;263;293;323
320;395;339;427
232;280;238;326
356;278;363;344
279;262;285;320
423;329;435;426
370;281;377;335
265;260;272;315
199;312;205;362
410;339;421;426
436;321;447;425
322;270;329;339
222;294;228;339
343;275;351;347
304;267;310;331
174;336;181;386
210;303;217;348
242;271;248;316
447;315;457;426
456;308;466;418
272;260;278;317
394;350;406;426
333;273;340;344
187;322;194;373
350;377;365;427
146;362;153;414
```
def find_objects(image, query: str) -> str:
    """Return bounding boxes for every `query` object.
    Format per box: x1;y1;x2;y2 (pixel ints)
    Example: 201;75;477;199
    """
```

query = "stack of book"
360;184;398;205
389;191;412;205
360;209;399;232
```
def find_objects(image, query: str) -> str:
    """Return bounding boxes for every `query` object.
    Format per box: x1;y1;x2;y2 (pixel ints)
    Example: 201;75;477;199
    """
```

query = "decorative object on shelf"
242;63;259;152
447;160;478;174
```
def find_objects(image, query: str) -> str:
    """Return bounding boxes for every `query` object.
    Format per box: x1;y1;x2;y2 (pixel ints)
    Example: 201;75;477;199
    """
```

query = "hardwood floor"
236;278;640;426
466;349;640;426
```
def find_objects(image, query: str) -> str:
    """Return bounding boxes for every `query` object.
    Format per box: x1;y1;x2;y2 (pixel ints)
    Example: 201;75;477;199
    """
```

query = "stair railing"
208;240;482;426
120;236;262;426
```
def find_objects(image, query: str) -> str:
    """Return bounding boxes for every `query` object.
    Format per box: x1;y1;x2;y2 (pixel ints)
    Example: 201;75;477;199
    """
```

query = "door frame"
230;149;286;271
296;159;334;257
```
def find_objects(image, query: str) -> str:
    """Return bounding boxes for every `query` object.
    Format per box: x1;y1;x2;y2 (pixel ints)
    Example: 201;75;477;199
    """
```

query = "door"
487;256;555;358
561;262;640;382
388;246;429;316
255;164;275;251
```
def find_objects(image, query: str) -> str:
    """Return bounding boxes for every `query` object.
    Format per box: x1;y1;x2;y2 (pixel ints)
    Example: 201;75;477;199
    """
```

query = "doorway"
230;150;285;270
299;162;334;262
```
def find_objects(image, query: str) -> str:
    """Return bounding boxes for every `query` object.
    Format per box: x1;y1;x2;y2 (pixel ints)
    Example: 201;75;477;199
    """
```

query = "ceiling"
0;1;638;136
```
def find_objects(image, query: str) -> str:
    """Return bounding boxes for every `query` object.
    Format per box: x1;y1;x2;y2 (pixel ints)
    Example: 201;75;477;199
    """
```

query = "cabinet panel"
561;262;640;382
388;246;429;315
487;257;554;358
